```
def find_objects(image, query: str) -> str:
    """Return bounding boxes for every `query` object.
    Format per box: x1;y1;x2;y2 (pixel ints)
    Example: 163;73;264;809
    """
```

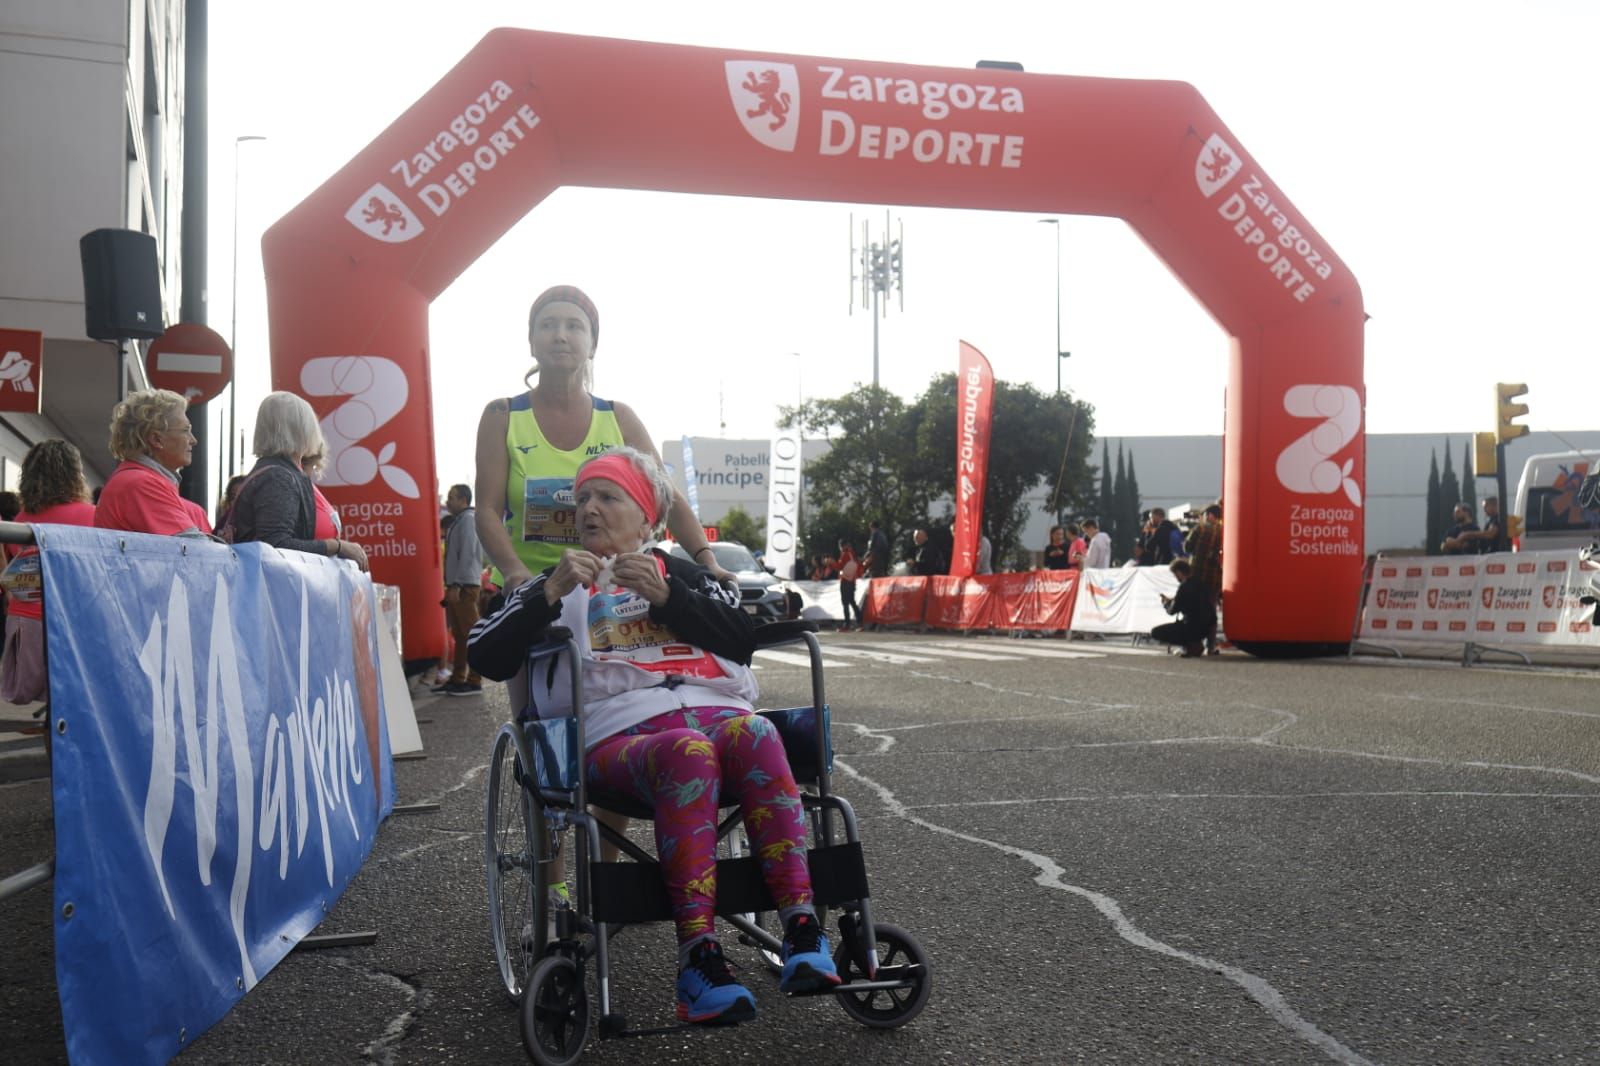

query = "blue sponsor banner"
681;435;701;518
37;526;395;1066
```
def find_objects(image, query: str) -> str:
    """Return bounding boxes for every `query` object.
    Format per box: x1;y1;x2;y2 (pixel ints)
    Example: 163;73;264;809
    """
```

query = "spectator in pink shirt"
94;388;211;536
2;440;97;703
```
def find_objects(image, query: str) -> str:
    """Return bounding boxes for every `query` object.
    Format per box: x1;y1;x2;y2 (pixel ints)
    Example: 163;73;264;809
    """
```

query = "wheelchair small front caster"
521;955;589;1066
833;920;932;1029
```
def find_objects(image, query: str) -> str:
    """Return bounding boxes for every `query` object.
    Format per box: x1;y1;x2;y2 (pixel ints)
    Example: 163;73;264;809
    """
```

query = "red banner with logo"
925;575;994;629
1359;550;1597;647
861;576;928;627
987;570;1079;631
950;341;994;578
0;328;43;413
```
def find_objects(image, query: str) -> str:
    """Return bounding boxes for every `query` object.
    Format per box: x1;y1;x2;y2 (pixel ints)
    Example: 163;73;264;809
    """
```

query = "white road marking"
755;649;846;669
888;642;1033;661
820;646;938;664
835;721;1376;1066
923;640;1108;659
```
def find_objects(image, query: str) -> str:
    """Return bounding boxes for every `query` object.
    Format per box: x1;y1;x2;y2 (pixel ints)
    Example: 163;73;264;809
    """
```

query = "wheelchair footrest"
590;842;869;924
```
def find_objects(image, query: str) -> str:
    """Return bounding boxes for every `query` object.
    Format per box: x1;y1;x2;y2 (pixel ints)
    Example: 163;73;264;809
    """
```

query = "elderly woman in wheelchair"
469;446;842;1026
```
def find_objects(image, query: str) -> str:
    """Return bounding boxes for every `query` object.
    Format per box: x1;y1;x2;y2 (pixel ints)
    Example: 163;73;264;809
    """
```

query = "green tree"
1125;451;1144;561
1425;449;1441;553
913;373;1095;564
715;506;764;551
1460;438;1477;517
1112;444;1128;560
1098;441;1113;532
795;375;1095;570
1439;437;1460;537
792;385;926;554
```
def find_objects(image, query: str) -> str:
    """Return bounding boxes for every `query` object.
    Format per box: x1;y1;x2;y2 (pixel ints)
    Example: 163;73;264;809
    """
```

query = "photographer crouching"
1151;558;1217;658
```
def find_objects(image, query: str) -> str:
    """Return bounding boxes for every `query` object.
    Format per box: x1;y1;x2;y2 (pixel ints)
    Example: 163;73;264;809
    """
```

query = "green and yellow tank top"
497;393;625;580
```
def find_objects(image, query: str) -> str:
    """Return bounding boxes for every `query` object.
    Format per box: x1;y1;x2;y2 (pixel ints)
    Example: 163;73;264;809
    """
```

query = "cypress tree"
1112;444;1128;561
1460;438;1477;516
1439;437;1461;536
1126;452;1143;559
1425;450;1441;553
1099;441;1113;535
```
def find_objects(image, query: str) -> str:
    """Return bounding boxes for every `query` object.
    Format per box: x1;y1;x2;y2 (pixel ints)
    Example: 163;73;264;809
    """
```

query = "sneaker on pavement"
779;913;841;995
444;680;480;696
676;940;756;1025
430;680;454;694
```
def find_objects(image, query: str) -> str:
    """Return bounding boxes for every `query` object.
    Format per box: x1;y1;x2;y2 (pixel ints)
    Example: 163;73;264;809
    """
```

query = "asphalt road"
4;632;1599;1064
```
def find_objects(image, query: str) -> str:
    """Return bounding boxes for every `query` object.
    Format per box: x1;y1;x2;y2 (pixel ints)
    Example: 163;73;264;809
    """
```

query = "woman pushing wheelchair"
468;446;840;1025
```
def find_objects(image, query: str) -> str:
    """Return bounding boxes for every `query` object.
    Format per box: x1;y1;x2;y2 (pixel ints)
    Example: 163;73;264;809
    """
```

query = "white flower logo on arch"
1275;384;1362;508
300;355;420;499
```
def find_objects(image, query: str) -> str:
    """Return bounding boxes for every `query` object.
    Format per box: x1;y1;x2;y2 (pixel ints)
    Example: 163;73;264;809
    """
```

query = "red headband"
575;453;658;526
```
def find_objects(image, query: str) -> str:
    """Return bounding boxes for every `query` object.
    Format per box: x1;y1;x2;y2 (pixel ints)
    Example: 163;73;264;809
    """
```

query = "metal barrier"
0;519;51;903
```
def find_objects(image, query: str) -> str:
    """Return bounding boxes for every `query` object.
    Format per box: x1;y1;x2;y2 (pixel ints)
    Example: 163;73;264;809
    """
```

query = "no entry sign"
146;322;233;405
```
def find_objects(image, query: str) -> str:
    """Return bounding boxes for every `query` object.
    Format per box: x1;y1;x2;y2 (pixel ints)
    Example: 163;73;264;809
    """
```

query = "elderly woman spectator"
468;446;839;1025
2;440;97;703
229;391;368;571
94;388;210;535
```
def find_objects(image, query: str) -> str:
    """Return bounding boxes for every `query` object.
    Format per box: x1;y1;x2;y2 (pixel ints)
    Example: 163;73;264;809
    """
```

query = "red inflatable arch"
264;30;1365;659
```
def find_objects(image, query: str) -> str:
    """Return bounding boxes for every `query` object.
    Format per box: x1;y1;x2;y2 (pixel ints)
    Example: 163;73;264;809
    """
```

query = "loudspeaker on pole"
79;229;165;342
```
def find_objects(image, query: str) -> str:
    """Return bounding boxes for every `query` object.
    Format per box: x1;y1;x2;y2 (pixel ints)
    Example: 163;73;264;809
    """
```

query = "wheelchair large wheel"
521;954;590;1066
486;726;545;1002
834;920;932;1029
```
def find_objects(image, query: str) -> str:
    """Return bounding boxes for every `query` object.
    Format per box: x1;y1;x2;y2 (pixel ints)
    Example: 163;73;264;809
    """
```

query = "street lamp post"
1040;218;1075;526
1037;218;1069;393
229;134;266;482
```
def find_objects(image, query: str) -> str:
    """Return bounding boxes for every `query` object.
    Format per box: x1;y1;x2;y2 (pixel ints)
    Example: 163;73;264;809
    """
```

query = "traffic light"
1473;430;1497;477
1506;514;1525;541
1495;382;1529;442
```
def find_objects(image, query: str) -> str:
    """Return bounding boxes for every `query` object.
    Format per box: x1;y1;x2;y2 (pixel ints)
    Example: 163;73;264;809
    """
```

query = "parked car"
664;540;791;620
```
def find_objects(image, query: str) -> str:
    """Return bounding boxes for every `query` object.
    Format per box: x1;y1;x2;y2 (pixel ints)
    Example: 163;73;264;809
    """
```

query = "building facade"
0;0;189;488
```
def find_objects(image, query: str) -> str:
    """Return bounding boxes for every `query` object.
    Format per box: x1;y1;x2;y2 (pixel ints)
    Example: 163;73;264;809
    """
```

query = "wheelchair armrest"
526;626;574;664
753;619;818;648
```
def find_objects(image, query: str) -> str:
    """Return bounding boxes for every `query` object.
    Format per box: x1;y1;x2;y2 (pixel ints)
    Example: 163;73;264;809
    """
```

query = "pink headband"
575;453;658;526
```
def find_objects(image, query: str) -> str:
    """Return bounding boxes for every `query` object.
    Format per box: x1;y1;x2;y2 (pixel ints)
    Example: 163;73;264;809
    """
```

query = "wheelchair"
483;619;931;1065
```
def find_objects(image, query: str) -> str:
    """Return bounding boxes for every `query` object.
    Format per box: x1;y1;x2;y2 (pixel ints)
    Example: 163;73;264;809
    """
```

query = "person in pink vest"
93;388;211;536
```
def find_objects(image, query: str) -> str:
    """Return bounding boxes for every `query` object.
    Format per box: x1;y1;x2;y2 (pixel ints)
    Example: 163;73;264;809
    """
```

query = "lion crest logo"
344;183;424;244
726;60;800;152
1196;133;1242;198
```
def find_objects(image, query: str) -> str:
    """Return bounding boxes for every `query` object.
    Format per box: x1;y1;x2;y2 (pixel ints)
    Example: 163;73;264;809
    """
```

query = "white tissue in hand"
594;556;617;594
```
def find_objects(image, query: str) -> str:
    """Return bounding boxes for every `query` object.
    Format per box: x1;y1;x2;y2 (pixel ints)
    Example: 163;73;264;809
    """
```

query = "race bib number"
587;587;727;680
522;477;579;546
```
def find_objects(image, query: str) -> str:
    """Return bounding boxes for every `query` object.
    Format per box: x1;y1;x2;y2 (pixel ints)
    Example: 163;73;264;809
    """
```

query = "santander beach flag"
951;341;995;578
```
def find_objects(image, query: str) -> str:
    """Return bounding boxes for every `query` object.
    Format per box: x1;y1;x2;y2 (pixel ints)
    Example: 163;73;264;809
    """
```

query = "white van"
1513;451;1600;552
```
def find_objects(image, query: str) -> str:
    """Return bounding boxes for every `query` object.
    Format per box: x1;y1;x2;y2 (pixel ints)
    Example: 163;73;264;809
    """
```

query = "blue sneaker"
676;940;757;1025
779;913;841;995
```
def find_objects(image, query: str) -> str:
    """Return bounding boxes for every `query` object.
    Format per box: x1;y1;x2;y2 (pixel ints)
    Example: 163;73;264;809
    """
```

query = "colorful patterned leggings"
585;707;813;945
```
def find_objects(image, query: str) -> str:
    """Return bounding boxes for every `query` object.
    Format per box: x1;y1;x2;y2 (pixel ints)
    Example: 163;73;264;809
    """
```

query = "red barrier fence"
863;571;1079;631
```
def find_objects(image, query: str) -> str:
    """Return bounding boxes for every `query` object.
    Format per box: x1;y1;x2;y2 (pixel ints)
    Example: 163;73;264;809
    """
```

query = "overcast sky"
206;0;1599;493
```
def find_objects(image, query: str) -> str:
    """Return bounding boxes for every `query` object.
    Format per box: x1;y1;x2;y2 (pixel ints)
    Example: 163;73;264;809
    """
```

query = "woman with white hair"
229;391;368;571
469;447;839;1025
